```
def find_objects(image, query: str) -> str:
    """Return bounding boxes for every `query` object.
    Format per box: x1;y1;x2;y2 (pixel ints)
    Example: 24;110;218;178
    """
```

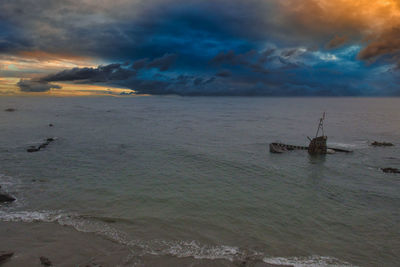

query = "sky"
1;0;400;96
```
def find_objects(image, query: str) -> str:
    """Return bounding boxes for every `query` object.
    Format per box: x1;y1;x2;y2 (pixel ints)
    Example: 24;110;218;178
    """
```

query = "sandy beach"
0;221;282;267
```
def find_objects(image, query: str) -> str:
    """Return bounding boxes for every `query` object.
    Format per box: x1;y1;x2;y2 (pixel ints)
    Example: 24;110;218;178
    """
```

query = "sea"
0;96;399;266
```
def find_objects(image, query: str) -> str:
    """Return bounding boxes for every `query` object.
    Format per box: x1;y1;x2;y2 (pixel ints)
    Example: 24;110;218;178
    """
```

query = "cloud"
326;35;349;49
17;78;61;92
146;53;177;71
211;49;272;73
216;69;232;77
358;27;400;61
42;63;136;83
2;0;400;96
278;0;400;61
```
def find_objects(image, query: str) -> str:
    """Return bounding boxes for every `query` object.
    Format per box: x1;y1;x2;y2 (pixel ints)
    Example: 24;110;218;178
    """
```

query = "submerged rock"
27;138;56;153
371;141;394;147
381;168;400;174
27;146;40;153
49;123;54;127
40;256;52;266
0;193;15;203
0;252;14;264
4;108;16;112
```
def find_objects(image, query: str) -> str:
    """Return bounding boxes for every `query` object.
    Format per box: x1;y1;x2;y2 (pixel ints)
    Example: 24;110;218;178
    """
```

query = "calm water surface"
0;97;399;266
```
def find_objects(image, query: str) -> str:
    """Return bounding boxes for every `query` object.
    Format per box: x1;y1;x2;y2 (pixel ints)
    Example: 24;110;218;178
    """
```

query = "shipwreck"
269;113;352;155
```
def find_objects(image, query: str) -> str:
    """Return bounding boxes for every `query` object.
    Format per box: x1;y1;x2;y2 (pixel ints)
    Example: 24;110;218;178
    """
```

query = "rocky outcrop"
381;168;400;174
27;138;56;153
0;252;14;264
371;141;394;147
0;192;15;203
40;256;52;266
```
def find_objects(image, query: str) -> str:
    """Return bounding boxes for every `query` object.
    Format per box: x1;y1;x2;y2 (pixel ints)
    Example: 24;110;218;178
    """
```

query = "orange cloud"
280;0;400;60
0;50;100;76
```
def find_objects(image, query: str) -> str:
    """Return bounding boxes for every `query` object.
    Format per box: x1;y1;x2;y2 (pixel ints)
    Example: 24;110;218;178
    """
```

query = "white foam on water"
129;239;243;261
0;210;249;261
0;210;358;265
0;210;131;246
263;255;357;267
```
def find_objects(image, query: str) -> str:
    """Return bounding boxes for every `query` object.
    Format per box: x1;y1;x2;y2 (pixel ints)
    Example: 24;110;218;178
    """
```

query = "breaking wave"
0;210;356;266
263;256;356;267
0;210;244;261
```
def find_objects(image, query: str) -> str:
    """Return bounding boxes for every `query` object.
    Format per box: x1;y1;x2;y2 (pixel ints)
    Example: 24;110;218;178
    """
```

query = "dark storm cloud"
211;50;271;73
145;53;177;71
2;0;400;96
17;79;61;92
0;0;272;60
216;69;232;77
42;63;136;83
39;53;176;85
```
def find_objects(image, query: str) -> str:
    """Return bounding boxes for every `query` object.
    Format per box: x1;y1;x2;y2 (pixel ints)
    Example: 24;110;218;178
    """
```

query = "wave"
263;256;356;267
0;210;356;266
0;210;242;261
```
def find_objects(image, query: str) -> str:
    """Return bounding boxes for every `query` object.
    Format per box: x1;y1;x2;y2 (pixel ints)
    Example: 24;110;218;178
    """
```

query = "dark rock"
0;193;16;203
27;138;55;153
0;252;14;264
4;108;16;112
40;256;52;266
27;147;40;153
371;141;394;147
381;168;400;174
49;123;53;127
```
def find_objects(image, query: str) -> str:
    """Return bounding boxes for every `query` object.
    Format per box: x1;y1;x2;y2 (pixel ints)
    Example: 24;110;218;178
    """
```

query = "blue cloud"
1;0;399;95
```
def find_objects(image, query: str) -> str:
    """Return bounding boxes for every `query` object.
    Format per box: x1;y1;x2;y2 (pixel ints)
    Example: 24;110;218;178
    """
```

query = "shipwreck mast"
308;112;328;155
315;112;325;138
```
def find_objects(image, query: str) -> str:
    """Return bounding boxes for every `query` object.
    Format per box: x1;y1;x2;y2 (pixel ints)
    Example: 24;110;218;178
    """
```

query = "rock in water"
371;141;394;147
27;138;56;153
40;256;52;266
381;168;400;174
0;252;14;264
27;147;40;153
0;193;15;203
4;108;16;112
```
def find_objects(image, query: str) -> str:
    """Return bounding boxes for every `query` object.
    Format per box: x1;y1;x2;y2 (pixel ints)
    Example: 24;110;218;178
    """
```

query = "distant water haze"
0;96;399;266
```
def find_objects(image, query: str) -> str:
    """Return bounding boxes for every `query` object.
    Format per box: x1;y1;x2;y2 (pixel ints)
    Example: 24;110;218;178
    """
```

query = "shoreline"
0;220;352;267
0;221;284;267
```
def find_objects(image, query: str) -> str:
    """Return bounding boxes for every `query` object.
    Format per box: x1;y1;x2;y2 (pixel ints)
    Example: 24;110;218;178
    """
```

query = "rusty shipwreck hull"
269;142;352;154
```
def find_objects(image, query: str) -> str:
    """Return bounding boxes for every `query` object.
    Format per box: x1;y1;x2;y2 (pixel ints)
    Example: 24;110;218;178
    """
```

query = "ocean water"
0;96;399;266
